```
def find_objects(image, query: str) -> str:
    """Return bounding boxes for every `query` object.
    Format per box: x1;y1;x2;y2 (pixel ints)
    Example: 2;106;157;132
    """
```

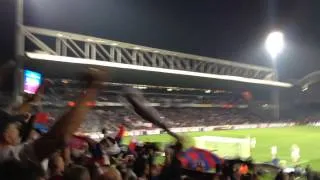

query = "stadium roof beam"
299;71;320;87
22;26;292;88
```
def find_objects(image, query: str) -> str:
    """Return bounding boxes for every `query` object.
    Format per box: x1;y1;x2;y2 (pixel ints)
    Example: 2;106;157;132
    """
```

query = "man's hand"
83;68;108;89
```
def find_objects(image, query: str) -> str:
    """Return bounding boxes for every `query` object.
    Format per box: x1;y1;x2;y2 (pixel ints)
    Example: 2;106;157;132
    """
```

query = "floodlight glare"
265;31;284;60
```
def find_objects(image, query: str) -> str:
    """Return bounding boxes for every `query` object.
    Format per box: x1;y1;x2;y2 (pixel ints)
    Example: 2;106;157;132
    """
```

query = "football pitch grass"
123;126;320;170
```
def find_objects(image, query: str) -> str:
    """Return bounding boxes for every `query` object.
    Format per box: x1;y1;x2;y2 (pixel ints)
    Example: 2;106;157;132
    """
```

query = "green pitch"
123;126;320;170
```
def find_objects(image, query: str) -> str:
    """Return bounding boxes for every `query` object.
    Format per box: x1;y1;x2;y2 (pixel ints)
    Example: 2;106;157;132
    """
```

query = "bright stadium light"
265;31;284;60
265;31;284;121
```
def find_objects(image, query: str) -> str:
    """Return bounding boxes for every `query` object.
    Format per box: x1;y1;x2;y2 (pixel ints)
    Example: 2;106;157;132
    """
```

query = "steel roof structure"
21;26;292;89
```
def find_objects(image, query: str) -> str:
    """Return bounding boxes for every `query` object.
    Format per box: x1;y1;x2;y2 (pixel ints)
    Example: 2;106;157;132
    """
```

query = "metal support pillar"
272;63;280;121
14;0;24;105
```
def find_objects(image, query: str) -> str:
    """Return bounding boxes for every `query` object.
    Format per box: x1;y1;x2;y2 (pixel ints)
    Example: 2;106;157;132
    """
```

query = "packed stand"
0;69;314;180
41;107;264;133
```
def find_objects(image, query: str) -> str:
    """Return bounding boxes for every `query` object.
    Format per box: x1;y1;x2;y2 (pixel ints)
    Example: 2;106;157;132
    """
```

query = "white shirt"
271;146;277;155
291;147;300;157
251;138;256;148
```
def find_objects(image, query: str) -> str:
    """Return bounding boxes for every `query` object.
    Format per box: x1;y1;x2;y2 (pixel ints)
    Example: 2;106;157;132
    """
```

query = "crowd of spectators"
0;67;317;180
27;87;258;133
30;103;265;133
74;107;264;133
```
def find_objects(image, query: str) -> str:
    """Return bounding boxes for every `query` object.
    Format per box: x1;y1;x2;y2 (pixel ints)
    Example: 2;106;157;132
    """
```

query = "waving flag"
34;123;48;134
178;147;223;171
33;112;50;134
115;124;125;144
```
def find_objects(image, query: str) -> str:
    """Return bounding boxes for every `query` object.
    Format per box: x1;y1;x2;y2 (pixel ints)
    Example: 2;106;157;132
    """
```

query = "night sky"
1;0;320;80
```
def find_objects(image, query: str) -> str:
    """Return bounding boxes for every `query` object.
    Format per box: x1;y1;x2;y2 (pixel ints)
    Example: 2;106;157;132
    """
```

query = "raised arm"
32;70;106;161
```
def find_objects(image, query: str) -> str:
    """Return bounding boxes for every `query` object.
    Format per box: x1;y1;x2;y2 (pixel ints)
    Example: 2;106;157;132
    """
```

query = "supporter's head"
63;165;91;180
28;129;41;141
195;162;204;172
172;141;183;153
48;152;65;176
0;110;25;146
98;166;122;180
101;128;107;136
70;140;89;159
150;165;160;177
212;174;221;180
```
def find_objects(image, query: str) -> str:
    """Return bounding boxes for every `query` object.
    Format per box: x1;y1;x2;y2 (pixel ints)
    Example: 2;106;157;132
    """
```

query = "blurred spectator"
48;152;65;180
63;165;91;180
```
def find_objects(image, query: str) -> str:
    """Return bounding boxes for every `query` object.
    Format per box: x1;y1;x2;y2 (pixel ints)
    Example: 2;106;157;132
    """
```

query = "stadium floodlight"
167;88;173;92
205;90;211;93
26;52;293;88
265;31;284;60
265;31;284;121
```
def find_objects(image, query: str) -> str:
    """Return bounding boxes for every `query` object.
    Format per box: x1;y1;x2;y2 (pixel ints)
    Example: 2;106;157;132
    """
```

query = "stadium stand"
0;14;317;180
1;68;319;180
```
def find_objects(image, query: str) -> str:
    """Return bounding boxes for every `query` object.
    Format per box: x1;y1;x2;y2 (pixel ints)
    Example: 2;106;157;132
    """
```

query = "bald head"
99;166;122;180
